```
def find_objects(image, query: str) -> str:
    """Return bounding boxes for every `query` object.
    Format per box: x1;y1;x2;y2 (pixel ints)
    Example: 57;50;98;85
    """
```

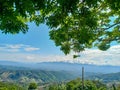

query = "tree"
92;80;107;90
49;83;66;90
28;82;37;90
0;0;120;55
66;78;98;90
47;78;107;90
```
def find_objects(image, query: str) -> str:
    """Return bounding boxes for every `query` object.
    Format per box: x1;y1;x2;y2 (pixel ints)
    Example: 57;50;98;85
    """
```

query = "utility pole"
113;83;116;90
82;67;84;90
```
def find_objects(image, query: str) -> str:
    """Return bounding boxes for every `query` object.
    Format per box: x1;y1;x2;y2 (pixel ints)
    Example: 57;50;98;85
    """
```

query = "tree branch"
104;22;120;30
97;22;120;31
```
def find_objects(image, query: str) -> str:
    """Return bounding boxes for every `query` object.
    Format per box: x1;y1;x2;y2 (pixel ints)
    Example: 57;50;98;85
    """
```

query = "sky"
0;23;120;66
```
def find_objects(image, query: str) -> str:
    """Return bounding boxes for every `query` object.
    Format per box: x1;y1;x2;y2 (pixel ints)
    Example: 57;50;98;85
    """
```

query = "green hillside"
0;82;24;90
0;69;76;84
0;65;120;90
88;72;120;83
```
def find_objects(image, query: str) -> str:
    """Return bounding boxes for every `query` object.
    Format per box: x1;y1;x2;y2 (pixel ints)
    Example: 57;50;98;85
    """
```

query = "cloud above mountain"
0;44;120;66
78;45;120;65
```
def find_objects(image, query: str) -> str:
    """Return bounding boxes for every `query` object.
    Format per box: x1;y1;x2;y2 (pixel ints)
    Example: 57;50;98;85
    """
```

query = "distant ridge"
0;60;120;73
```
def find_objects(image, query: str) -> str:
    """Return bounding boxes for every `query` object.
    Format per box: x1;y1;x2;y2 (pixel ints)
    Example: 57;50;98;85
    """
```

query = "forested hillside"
0;66;76;84
0;64;120;84
88;72;120;83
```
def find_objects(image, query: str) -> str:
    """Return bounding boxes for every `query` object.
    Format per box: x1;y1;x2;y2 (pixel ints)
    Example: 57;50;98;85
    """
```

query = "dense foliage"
47;78;107;90
28;82;37;90
0;0;120;55
0;78;120;90
47;79;120;90
0;82;23;90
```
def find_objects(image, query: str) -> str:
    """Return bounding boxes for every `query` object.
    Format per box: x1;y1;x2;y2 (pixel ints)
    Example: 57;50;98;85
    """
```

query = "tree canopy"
28;82;37;90
0;0;120;55
48;78;107;90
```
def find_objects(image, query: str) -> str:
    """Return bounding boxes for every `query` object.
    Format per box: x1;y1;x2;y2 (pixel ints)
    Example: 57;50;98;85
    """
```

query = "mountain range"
0;61;120;73
0;60;120;85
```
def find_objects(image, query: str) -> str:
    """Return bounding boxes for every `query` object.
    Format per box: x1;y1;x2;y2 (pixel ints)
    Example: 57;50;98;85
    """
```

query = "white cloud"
0;45;20;52
77;45;120;65
5;44;24;49
26;56;35;60
0;44;120;66
24;47;40;52
108;45;120;54
0;44;40;52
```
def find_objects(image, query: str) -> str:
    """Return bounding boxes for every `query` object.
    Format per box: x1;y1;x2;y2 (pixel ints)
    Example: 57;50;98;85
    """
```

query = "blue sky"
0;23;120;66
0;23;63;55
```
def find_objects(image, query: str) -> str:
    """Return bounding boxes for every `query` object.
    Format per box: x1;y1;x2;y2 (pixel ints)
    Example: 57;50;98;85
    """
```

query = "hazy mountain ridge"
0;61;120;73
0;61;120;85
89;72;120;83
